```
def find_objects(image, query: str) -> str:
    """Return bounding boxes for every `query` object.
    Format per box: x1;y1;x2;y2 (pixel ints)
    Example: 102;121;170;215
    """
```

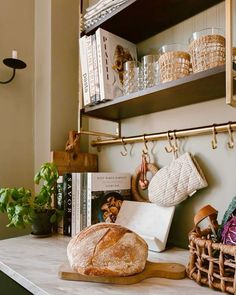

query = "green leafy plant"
0;162;62;229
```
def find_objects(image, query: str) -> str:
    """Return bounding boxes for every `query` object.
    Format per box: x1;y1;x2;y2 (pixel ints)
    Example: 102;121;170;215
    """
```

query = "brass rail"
90;121;236;147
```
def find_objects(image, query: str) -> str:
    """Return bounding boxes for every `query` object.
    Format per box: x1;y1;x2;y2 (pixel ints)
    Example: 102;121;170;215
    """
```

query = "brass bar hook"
227;122;234;149
211;125;218;149
165;131;174;153
142;134;148;155
172;130;179;158
120;137;128;156
172;130;179;152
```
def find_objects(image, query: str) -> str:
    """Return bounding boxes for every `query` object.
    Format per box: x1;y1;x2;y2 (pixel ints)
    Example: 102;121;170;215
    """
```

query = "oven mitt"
148;152;208;207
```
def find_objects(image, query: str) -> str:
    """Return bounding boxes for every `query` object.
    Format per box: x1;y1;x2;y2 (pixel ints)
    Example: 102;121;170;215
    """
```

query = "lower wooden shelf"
83;65;236;121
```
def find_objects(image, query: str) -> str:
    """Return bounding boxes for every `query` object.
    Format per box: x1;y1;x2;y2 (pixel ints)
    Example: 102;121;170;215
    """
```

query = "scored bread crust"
67;223;148;276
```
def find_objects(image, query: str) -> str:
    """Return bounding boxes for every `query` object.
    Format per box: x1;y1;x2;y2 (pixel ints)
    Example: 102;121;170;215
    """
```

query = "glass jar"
123;60;140;95
188;28;225;73
158;44;190;83
140;54;159;89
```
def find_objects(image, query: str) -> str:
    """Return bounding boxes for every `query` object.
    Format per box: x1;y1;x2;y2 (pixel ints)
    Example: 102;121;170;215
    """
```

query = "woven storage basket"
187;227;236;294
159;51;190;83
189;31;225;73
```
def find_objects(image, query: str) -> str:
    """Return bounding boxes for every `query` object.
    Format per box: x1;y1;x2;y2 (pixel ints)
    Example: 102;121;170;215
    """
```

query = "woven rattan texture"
187;228;236;294
159;51;190;83
189;34;225;73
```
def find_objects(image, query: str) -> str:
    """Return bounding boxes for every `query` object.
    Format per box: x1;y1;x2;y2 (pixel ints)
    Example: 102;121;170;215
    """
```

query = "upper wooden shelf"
83;65;236;121
82;0;224;43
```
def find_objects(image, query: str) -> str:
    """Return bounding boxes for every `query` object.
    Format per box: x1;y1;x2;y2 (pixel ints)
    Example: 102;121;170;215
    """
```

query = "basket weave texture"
189;34;225;73
159;51;190;83
187;227;236;294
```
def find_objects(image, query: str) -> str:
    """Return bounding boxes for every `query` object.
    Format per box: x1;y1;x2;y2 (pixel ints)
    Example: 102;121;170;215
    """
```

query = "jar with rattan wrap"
188;28;225;73
158;44;190;83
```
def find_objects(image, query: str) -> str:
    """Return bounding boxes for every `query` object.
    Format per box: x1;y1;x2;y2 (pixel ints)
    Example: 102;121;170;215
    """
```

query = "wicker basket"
189;29;225;73
187;227;236;294
159;51;190;83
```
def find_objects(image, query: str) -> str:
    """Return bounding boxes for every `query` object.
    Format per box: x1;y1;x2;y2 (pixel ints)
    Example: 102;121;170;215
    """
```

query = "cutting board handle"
143;261;186;280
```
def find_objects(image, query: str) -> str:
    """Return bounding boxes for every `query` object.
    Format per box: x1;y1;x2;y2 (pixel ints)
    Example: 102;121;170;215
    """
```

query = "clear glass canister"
140;54;159;89
123;60;140;95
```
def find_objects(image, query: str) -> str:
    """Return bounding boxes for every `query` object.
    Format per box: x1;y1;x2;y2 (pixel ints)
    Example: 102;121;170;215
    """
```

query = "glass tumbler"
140;55;159;89
123;60;140;95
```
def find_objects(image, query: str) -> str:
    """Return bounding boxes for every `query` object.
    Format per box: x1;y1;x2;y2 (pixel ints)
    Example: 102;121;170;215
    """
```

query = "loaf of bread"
67;223;148;276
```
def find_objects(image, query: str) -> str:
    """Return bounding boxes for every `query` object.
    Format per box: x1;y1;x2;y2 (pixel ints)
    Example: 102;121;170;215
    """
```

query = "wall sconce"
0;50;27;84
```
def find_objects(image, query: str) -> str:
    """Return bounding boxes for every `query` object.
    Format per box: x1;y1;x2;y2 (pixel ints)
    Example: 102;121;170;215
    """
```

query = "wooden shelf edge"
83;65;232;121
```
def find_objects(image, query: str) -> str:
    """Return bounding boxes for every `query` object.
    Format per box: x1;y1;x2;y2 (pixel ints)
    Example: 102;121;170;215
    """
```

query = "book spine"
95;29;106;101
86;35;96;104
79;35;90;106
79;173;83;232
92;34;100;103
80;173;87;231
56;176;64;235
63;173;72;236
87;173;92;227
71;173;77;237
75;173;81;235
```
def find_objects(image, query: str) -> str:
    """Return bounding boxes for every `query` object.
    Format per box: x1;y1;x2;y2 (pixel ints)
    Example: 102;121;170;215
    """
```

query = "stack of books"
56;172;131;237
79;28;137;107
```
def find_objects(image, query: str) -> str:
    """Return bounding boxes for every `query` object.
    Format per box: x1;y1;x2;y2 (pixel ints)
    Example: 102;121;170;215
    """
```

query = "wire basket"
159;44;190;83
187;227;236;294
189;28;225;73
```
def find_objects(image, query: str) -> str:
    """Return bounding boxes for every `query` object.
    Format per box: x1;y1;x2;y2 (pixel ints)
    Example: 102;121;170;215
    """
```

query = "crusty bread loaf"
67;223;148;276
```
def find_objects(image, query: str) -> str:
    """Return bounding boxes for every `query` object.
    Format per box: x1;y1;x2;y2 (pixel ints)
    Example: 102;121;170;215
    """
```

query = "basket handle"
194;205;218;240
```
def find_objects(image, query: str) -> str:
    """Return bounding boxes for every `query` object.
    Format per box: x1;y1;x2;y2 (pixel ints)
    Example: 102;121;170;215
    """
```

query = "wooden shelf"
83;65;236;121
82;0;224;43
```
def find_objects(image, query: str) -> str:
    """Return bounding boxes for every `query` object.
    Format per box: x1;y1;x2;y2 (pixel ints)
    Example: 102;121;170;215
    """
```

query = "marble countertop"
0;234;221;295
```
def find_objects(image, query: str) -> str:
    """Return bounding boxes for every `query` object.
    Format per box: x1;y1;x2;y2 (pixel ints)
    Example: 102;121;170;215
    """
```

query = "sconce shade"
3;58;26;69
0;57;27;84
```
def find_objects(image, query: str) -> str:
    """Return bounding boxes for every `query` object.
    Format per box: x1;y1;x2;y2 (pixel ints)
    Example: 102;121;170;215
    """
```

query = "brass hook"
120;137;128;156
142;134;148;154
172;130;179;158
211;125;218;149
165;131;174;153
227;122;234;149
172;130;178;151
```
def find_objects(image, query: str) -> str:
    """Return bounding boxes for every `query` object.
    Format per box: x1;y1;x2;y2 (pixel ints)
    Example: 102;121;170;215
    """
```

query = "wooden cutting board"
51;151;98;175
58;261;186;284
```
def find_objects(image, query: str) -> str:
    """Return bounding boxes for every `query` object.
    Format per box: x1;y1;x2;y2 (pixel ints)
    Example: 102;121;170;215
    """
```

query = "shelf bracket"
79;113;121;150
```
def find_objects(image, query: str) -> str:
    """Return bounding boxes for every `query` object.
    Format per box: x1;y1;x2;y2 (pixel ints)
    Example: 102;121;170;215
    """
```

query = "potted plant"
0;162;62;237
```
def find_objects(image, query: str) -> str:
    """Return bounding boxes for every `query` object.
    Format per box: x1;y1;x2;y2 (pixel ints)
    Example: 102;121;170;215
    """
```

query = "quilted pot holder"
148;152;208;207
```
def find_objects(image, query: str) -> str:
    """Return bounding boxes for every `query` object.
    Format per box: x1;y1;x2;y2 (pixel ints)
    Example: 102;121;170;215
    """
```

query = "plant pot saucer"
30;232;52;238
